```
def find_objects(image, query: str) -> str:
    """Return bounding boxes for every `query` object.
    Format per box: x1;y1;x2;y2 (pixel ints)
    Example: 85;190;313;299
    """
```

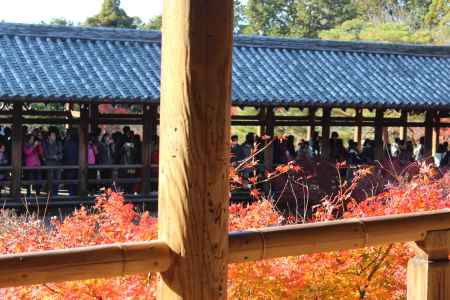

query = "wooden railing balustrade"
0;209;449;299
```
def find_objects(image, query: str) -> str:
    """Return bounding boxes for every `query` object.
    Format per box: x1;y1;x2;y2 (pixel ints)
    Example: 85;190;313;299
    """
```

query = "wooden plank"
0;241;172;288
142;104;158;195
433;114;440;156
354;109;363;150
10;103;23;200
158;0;233;298
78;104;89;197
408;230;450;300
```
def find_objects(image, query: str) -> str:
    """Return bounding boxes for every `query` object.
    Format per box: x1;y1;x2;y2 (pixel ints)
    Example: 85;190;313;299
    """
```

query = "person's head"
48;131;57;142
26;134;35;145
123;126;131;135
348;139;356;149
0;143;5;152
419;136;425;145
245;132;255;145
395;138;400;144
287;135;295;145
331;132;339;140
102;133;113;145
231;135;239;145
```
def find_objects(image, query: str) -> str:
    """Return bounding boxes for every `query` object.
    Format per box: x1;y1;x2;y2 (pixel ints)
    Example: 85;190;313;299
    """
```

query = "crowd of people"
231;131;450;176
0;125;159;197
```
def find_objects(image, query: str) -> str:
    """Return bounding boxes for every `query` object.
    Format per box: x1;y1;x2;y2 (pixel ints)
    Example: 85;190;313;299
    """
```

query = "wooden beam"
432;114;440;156
158;0;233;298
10;103;23;200
408;230;450;299
306;107;317;141
0;241;172;288
142;104;158;195
78;104;89;197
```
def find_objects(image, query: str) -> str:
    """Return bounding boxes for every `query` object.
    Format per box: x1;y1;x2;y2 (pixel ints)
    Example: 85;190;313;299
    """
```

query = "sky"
0;0;163;24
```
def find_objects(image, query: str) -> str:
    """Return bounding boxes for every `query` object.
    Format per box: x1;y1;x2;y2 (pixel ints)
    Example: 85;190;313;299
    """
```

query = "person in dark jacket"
63;129;79;196
43;129;63;196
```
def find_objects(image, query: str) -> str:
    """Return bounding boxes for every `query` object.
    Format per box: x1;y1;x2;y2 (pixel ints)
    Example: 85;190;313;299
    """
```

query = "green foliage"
320;18;434;43
85;0;137;28
139;15;162;31
424;0;450;26
244;0;357;37
47;18;74;26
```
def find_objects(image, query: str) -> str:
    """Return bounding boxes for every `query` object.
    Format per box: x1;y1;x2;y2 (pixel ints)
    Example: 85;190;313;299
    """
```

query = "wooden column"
354;108;363;150
306;107;316;141
374;109;384;161
407;230;450;299
142;104;158;195
433;113;440;155
399;110;408;141
321;107;331;159
78;104;89;197
11;103;23;200
425;111;434;157
158;0;233;298
263;106;275;171
89;103;99;133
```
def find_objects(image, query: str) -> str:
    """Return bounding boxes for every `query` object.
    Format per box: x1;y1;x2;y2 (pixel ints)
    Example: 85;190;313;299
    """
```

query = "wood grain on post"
158;0;233;299
0;241;172;288
408;230;450;300
374;109;384;161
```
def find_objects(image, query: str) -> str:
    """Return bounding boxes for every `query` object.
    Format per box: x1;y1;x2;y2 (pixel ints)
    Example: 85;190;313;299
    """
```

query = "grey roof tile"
0;22;449;109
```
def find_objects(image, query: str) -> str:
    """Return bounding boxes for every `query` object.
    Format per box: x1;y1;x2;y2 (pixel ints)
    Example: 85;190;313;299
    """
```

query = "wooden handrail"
0;241;172;288
0;210;449;289
229;209;450;263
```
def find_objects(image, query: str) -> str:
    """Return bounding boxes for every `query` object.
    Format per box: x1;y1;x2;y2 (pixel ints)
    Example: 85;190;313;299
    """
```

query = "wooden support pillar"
142;104;158;195
354;109;363;150
433;114;440;155
11;103;23;200
263;106;275;171
407;230;450;299
321;107;331;159
374;109;384;161
306;107;316;141
78;104;89;197
158;0;233;298
89;103;99;133
425;111;434;157
399;110;408;141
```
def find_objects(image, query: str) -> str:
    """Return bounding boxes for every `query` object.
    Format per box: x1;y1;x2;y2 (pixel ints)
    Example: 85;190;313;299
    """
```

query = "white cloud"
0;0;162;24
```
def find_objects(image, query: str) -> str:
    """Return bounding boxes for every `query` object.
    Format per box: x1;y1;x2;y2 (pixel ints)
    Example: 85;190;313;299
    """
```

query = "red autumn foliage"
0;166;449;299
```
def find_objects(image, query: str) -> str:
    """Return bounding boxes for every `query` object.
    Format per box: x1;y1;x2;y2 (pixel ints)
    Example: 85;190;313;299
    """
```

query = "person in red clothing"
23;134;44;196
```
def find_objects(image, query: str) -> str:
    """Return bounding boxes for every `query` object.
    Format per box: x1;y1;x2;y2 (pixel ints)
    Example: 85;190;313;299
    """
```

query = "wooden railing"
1;209;449;299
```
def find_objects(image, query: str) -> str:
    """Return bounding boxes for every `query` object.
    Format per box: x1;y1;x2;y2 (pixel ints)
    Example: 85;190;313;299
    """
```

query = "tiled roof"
0;22;450;109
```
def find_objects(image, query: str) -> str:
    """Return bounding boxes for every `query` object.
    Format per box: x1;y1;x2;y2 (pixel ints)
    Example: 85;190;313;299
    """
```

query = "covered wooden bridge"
0;1;450;299
0;22;449;207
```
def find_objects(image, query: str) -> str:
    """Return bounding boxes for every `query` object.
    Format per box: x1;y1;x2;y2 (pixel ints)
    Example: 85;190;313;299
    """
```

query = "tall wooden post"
432;114;440;155
407;230;450;299
263;106;275;171
399;110;408;141
321;107;331;159
142;104;158;195
306;107;316;141
425;111;434;157
78;104;89;197
11;103;23;200
158;0;233;299
354;108;363;150
374;109;384;161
